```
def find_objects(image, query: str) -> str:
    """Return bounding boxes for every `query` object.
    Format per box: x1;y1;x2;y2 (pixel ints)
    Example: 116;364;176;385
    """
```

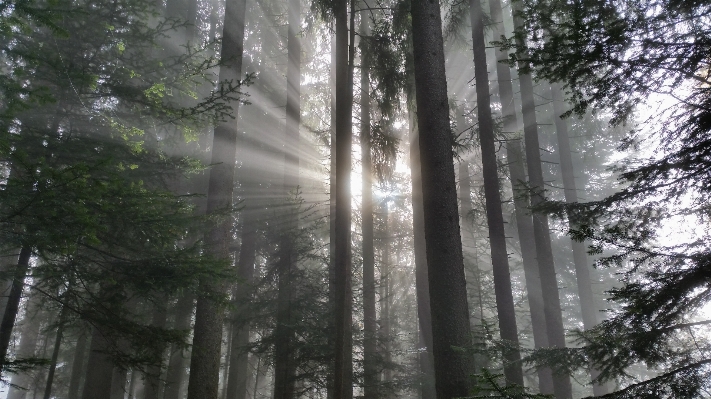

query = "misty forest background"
0;0;709;398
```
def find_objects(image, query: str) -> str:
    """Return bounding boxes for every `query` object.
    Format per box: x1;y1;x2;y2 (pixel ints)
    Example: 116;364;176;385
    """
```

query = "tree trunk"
327;32;337;399
409;102;436;399
7;291;42;399
272;0;300;396
186;0;247;395
81;328;115;399
468;0;524;386
333;0;354;397
360;10;378;399
145;301;168;399
511;2;572;397
381;202;392;386
68;329;89;399
111;367;128;399
410;1;473;397
551;83;606;396
164;293;195;399
42;305;68;399
0;246;31;376
225;218;257;399
0;249;20;323
487;0;554;392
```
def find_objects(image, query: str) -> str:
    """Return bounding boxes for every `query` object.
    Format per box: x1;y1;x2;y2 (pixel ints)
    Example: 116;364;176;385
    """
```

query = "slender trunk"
487;0;554;391
81;328;115;399
145;301;168;398
333;0;354;397
360;9;378;399
164;293;195;399
42;306;68;399
469;0;524;386
186;0;247;396
511;2;572;397
551;83;606;396
409;106;436;399
327;32;337;399
68;330;89;399
0;246;32;376
410;1;473;397
225;219;257;399
381;202;392;385
7;291;42;399
272;1;300;396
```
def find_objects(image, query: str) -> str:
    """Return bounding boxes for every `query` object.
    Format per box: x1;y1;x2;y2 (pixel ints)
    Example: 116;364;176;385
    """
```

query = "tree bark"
511;2;572;397
333;0;354;397
42;305;68;399
469;0;524;386
68;329;89;399
410;1;473;397
360;10;378;399
186;0;247;395
145;301;168;399
0;246;32;377
164;293;195;399
111;367;128;399
551;83;606;396
272;0;300;396
81;328;115;399
7;291;42;399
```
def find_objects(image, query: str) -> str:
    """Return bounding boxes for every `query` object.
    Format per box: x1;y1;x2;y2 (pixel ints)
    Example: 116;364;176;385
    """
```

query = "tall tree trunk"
327;32;337;399
0;250;20;323
186;0;247;395
7;291;42;399
551;83;606;396
225;218;257;399
111;367;128;399
409;103;436;399
145;301;168;399
81;328;115;399
468;0;524;386
381;202;392;386
410;1;473;397
333;0;354;397
360;10;378;399
164;293;195;399
42;305;68;399
0;246;31;376
68;329;89;399
487;0;554;392
272;0;300;396
511;2;572;397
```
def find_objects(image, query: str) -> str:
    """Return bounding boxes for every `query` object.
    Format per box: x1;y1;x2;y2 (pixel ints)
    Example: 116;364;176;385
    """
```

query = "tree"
410;0;473;397
510;0;711;396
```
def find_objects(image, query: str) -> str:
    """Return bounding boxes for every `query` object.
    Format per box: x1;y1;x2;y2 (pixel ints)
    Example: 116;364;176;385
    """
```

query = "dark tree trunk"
327;32;337;399
7;291;42;399
81;328;115;399
468;0;524;386
111;367;128;399
225;218;257;399
487;0;554;392
551;83;606;396
42;305;68;399
68;329;89;399
511;2;572;397
410;0;473;397
381;203;392;385
409;104;436;399
360;10;378;399
145;301;168;399
0;249;20;323
0;246;31;377
272;0;300;396
333;0;354;397
164;293;195;399
186;0;247;395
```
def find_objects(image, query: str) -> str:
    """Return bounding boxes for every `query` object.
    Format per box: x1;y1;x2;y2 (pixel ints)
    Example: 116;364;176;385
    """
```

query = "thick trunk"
82;328;115;399
360;11;378;399
225;219;257;399
272;0;300;396
0;246;31;376
68;329;89;399
164;293;195;399
511;2;572;397
7;291;42;399
111;367;128;399
487;0;554;391
0;249;20;322
410;1;473;397
186;0;247;396
409;106;436;399
469;0;524;386
551;83;606;396
333;0;354;397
